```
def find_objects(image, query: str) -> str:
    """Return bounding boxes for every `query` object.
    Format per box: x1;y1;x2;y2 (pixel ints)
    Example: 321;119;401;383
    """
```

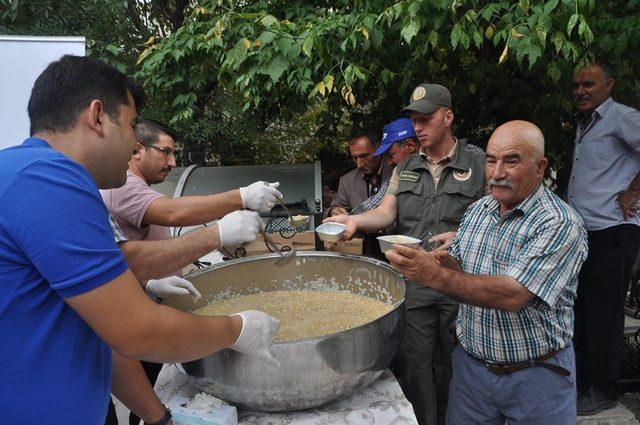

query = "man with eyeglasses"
100;118;281;424
102;119;281;245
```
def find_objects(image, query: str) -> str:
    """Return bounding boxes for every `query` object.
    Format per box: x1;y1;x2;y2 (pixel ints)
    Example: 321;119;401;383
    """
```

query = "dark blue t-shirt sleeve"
2;158;128;298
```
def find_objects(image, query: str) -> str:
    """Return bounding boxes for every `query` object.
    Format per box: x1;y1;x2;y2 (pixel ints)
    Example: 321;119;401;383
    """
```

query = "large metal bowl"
162;251;405;412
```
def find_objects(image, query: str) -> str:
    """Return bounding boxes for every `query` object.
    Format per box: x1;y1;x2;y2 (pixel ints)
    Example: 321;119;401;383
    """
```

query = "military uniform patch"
412;87;426;100
399;171;420;182
453;168;472;182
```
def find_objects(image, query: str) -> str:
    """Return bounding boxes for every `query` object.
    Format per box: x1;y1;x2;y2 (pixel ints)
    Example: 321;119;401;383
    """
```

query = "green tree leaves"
401;20;420;44
131;0;638;172
12;0;634;170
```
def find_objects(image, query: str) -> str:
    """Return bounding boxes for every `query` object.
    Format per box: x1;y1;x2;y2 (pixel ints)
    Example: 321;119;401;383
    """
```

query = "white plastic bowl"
377;235;423;253
315;222;346;243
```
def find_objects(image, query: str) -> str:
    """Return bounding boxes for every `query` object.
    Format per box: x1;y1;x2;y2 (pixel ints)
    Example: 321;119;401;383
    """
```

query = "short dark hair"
348;127;379;147
134;119;179;146
28;55;145;135
593;58;614;80
396;137;419;147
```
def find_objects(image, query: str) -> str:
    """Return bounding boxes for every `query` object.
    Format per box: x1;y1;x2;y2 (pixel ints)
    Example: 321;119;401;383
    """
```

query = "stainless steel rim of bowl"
164;251;406;412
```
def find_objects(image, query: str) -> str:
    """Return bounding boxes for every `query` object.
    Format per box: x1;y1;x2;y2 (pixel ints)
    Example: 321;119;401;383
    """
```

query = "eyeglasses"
140;143;175;158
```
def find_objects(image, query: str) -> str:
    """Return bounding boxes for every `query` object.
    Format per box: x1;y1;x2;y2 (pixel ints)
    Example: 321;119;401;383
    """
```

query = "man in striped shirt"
387;120;588;424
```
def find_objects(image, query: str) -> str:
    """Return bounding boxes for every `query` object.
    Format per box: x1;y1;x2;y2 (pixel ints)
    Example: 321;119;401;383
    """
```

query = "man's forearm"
430;268;533;312
120;226;220;281
618;170;640;219
111;351;167;424
67;271;243;363
627;170;640;194
147;190;243;227
129;307;242;363
355;208;396;233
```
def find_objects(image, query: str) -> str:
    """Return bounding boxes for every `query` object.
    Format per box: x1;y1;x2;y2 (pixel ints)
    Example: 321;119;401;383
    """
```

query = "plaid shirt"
351;179;390;215
450;185;588;363
109;214;128;244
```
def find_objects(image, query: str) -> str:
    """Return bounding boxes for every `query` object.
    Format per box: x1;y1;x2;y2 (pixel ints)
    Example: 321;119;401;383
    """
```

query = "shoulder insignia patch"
399;171;420;182
453;168;472;182
464;143;485;156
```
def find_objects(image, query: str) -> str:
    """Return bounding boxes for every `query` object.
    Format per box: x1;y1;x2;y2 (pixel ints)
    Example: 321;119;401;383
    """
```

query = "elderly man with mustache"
568;60;640;415
387;120;588;424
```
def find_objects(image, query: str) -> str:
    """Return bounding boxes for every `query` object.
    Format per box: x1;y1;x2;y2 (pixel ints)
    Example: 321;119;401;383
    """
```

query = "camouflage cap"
402;83;452;114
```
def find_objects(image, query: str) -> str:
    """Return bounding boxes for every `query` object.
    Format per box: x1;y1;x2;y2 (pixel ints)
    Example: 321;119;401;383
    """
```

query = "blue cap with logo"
374;118;417;157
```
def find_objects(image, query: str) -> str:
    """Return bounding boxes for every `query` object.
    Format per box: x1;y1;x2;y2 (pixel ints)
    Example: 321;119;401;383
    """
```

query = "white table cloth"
154;364;418;424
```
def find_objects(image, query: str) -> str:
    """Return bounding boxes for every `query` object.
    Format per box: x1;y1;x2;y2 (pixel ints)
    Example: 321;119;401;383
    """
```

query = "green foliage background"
2;0;639;189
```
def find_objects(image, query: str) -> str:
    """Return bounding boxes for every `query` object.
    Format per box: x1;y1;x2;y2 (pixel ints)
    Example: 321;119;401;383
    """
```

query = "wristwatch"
146;407;172;425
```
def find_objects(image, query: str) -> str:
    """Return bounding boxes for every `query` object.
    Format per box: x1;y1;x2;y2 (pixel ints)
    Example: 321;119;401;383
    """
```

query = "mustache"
488;178;515;190
575;95;590;102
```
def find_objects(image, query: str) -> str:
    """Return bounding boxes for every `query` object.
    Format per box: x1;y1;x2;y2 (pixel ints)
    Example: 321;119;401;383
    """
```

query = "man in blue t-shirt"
0;55;280;425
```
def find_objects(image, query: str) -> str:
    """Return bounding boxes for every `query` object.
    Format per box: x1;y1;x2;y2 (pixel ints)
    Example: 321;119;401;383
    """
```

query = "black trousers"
574;224;640;398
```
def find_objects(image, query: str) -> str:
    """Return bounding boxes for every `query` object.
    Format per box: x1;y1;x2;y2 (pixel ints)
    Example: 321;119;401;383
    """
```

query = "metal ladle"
263;182;310;229
260;228;296;266
275;196;310;229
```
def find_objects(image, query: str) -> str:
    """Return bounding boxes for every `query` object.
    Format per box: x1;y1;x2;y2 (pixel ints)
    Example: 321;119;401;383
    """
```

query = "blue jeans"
446;345;576;424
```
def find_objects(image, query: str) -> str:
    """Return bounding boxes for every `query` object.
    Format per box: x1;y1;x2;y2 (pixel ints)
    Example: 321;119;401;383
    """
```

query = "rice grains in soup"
192;290;392;342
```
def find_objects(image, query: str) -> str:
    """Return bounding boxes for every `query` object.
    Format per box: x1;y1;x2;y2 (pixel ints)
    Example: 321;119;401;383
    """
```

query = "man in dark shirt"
325;128;392;256
326;128;392;217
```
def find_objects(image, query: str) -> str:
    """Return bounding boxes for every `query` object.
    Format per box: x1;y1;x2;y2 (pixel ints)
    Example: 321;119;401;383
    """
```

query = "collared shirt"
450;185;588;363
422;140;457;189
0;138;127;424
101;171;178;278
351;180;390;215
363;172;383;198
101;171;169;242
387;140;458;194
325;160;393;217
567;97;640;230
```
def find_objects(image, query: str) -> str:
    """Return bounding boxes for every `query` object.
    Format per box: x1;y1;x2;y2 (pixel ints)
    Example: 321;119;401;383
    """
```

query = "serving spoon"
275;196;310;229
260;228;296;266
264;182;309;229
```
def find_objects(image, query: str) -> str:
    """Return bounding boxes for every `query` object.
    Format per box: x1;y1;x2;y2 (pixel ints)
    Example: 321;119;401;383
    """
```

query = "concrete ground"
621;393;640;421
576;314;640;424
576;394;640;425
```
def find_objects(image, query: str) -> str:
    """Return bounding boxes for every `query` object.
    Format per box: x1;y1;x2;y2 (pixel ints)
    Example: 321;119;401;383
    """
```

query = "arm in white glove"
145;276;202;302
217;210;262;248
230;310;281;367
239;181;283;212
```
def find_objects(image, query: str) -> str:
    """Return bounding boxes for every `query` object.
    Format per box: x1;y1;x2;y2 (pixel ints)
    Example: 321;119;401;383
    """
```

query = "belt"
468;349;571;377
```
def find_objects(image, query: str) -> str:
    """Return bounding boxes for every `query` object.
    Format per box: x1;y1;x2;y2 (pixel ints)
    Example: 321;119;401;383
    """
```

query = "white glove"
230;310;281;367
146;276;202;302
239;181;282;212
217;210;262;248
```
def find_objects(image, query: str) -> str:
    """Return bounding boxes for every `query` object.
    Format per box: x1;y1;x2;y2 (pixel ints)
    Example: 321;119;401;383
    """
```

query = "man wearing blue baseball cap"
351;118;421;215
375;117;421;167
